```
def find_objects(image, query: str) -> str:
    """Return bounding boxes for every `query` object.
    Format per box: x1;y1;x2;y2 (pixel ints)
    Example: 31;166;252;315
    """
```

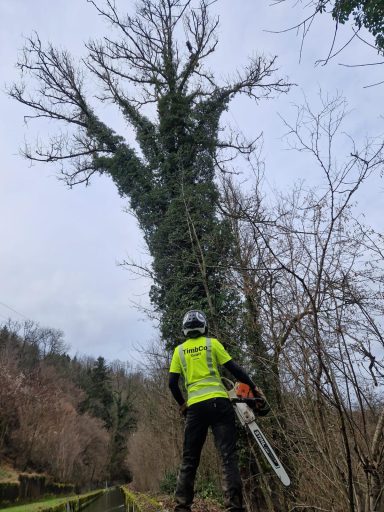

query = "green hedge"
45;483;75;496
19;474;45;500
0;483;19;505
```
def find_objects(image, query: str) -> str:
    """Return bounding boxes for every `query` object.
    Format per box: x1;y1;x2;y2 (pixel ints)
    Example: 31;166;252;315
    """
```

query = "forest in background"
3;1;384;511
0;321;138;487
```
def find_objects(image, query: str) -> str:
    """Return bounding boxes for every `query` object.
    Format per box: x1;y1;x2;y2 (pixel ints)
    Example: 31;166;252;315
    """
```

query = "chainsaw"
223;378;291;487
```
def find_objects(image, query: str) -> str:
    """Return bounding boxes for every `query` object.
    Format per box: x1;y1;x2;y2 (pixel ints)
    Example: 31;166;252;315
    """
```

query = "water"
85;488;126;512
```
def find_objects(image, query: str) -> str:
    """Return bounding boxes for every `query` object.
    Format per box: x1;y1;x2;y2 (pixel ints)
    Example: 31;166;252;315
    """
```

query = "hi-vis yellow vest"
170;336;231;406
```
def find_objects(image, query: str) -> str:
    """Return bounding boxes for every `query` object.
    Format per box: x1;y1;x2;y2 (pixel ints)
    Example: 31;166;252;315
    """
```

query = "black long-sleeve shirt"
168;359;256;406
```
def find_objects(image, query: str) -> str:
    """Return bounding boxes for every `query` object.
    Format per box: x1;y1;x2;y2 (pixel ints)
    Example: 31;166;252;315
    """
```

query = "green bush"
159;468;222;501
195;473;222;501
159;469;178;495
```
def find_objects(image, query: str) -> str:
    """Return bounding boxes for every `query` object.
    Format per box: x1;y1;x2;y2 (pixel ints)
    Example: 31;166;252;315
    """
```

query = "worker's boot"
174;458;195;512
223;489;244;512
174;495;192;512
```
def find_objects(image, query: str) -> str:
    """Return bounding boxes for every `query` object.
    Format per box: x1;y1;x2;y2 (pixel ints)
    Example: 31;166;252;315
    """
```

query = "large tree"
10;0;288;346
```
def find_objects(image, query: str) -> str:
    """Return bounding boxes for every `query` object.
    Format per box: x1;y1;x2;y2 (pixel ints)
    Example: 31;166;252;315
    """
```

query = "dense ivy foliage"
332;1;384;50
90;90;237;346
312;0;384;51
10;0;288;348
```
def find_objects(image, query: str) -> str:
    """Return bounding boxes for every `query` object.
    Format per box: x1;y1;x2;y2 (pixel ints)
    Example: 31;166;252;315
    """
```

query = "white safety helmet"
182;310;207;337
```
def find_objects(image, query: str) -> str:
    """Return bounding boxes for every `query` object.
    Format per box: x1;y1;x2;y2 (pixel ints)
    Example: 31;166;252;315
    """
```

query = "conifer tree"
80;356;114;429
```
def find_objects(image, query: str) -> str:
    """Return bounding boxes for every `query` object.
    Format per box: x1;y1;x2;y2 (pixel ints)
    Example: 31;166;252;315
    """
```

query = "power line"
0;301;29;319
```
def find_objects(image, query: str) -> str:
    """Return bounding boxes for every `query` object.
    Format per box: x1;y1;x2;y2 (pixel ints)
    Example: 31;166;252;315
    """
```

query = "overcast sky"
0;0;383;364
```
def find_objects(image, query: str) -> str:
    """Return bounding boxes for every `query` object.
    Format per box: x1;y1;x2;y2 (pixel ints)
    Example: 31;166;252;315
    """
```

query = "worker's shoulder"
172;338;199;351
176;336;223;346
210;337;232;354
209;336;223;345
171;341;184;354
183;336;207;344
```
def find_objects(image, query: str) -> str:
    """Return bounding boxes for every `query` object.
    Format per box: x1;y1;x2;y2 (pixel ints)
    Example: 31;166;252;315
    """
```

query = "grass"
0;489;104;512
0;495;71;511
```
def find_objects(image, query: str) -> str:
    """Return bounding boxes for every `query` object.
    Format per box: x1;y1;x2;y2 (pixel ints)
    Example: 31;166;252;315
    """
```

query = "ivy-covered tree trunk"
10;0;289;348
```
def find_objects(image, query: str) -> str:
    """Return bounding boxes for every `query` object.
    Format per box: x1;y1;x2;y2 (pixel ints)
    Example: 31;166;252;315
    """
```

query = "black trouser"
175;397;243;512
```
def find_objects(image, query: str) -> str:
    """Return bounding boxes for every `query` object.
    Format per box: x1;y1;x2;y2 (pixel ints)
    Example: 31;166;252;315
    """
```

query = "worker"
169;309;268;512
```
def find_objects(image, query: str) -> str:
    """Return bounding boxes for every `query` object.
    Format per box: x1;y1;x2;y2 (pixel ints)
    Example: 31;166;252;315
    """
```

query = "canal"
85;488;126;512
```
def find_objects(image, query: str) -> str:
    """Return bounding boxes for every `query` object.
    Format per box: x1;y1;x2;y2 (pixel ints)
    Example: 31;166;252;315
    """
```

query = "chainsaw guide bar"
223;379;291;487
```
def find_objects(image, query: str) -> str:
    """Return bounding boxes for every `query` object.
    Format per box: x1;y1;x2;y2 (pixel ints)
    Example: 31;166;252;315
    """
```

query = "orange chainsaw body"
234;382;254;399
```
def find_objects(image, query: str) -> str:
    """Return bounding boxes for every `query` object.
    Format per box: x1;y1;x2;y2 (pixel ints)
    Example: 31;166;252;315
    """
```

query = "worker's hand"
179;402;188;417
251;386;270;416
251;385;265;400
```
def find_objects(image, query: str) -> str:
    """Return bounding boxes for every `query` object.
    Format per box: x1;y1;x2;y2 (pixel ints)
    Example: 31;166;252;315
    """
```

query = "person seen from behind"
169;309;269;512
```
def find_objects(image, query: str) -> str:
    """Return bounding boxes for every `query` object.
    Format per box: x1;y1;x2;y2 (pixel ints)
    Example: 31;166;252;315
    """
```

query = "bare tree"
220;93;384;511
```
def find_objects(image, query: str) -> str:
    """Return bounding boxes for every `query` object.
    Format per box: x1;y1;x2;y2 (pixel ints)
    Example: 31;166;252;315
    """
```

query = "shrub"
195;473;222;501
159;469;178;494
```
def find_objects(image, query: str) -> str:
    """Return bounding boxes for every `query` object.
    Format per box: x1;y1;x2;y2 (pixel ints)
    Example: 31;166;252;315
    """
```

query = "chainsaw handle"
222;378;262;401
221;377;235;390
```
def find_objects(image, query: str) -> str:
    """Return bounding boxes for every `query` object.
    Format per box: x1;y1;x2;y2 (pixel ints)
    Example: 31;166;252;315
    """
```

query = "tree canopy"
10;0;289;345
332;0;384;51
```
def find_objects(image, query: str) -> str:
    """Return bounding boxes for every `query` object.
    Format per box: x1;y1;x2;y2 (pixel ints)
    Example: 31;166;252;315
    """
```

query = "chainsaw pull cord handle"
221;376;235;391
